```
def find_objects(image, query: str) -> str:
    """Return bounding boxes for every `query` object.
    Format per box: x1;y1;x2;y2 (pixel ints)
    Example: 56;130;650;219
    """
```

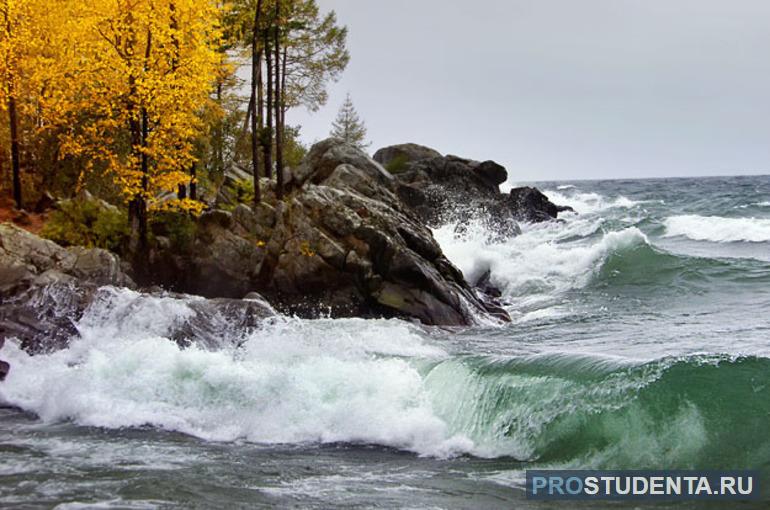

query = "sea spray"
434;219;650;300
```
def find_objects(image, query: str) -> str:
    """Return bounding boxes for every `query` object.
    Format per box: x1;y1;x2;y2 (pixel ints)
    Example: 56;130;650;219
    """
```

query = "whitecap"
663;215;770;243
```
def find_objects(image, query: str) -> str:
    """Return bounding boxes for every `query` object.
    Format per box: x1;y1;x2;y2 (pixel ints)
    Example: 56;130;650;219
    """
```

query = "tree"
330;93;368;149
280;1;348;114
230;0;347;198
56;0;220;258
273;0;284;199
250;0;264;205
0;0;31;209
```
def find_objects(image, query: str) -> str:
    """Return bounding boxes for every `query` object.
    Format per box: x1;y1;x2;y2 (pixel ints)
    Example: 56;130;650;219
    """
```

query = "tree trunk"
4;8;22;210
214;81;224;178
263;31;273;181
281;45;288;146
250;0;263;207
190;163;197;201
8;95;21;210
130;29;152;261
273;1;283;200
137;102;149;253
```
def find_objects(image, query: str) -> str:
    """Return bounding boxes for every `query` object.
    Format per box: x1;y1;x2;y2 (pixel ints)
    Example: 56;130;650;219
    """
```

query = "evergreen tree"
330;93;368;149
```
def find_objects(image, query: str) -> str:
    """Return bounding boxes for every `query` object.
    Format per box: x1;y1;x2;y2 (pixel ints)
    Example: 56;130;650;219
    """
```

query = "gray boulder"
373;143;443;170
0;223;135;297
507;186;575;223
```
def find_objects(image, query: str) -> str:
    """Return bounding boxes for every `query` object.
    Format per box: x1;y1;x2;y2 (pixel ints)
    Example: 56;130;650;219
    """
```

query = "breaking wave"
1;291;767;468
663;215;770;243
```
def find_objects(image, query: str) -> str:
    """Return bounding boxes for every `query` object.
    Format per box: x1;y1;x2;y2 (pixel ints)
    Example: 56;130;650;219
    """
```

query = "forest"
0;0;350;260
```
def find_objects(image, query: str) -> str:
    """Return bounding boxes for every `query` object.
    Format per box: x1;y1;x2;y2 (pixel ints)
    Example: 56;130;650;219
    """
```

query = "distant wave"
556;184;575;190
663;215;770;243
735;201;770;209
544;189;640;214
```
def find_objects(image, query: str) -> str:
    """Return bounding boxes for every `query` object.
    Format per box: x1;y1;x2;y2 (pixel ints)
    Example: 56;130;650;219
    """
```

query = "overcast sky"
289;0;770;181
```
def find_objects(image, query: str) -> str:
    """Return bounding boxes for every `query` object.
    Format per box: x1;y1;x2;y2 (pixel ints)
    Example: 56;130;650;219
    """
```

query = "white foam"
434;218;648;304
543;189;640;214
0;289;479;458
663;215;770;243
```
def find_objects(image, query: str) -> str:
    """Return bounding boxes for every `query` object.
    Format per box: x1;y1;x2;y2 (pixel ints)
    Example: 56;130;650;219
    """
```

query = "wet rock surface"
374;143;572;232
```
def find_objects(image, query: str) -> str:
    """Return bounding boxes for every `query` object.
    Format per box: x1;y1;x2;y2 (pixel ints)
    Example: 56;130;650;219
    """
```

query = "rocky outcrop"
0;226;275;361
508;186;574;222
0;223;135;297
374;144;572;233
0;281;95;354
0;281;276;358
0;224;138;378
151;139;510;325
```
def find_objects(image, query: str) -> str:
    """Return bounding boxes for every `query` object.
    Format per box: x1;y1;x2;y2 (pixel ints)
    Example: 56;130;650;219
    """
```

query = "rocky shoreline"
0;139;570;378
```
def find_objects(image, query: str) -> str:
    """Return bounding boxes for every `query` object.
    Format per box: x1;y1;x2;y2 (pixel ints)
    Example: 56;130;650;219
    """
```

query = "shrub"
149;210;198;253
385;154;410;174
42;198;129;252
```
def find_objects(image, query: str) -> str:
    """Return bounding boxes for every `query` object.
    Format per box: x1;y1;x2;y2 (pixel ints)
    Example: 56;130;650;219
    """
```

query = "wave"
663;215;770;243
543;189;641;214
434;217;770;313
0;289;468;458
2;294;767;469
435;219;653;300
428;353;770;468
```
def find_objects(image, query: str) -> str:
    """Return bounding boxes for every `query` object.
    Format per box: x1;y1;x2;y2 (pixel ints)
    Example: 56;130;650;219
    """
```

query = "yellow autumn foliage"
2;0;221;207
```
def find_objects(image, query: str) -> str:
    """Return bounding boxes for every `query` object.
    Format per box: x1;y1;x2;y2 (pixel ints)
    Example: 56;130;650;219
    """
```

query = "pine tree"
330;93;368;149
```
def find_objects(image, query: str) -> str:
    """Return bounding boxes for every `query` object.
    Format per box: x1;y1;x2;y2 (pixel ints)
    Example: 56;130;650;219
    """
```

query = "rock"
199;209;233;229
373;143;570;233
474;269;502;298
0;223;135;298
293;138;394;189
507;186;574;222
169;295;276;350
68;246;133;287
373;143;443;170
150;139;510;326
34;191;57;213
215;164;253;208
0;225;136;361
0;282;277;358
0;337;7;381
0;281;95;354
475;160;508;187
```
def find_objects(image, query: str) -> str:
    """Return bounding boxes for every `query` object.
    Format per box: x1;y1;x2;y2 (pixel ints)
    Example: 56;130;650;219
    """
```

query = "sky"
289;0;770;181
